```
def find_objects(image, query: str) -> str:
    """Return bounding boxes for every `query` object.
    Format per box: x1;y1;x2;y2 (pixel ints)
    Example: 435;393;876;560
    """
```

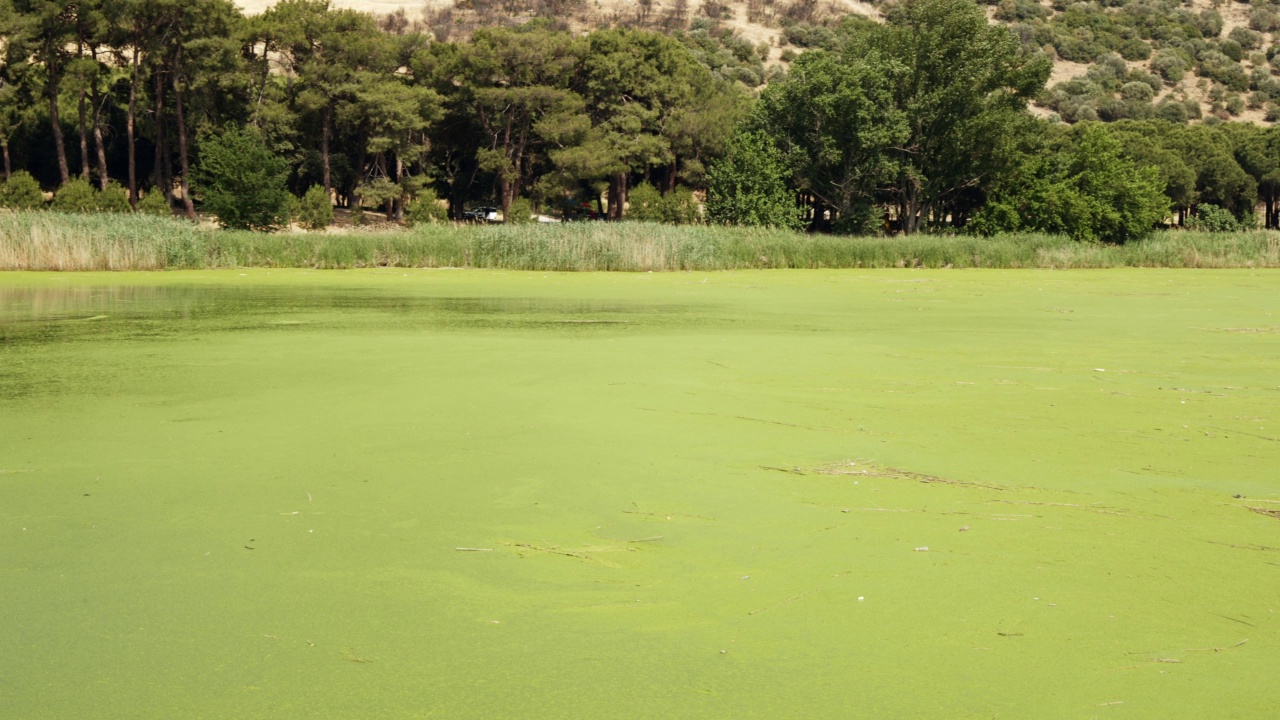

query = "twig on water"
624;501;714;521
748;590;820;616
760;466;807;475
456;547;493;552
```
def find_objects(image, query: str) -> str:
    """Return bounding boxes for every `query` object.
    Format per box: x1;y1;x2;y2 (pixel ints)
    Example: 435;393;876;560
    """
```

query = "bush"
193;126;291;231
1250;7;1280;33
98;182;131;213
625;182;664;222
1228;27;1262;51
1186;203;1243;231
51;179;100;213
405;187;448;226
0;171;45;210
1121;81;1154;102
659;187;700;224
506;197;535;224
296;185;333;230
136;190;172;216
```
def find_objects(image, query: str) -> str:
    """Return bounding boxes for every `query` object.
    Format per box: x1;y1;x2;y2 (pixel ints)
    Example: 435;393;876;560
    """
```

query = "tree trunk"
321;105;332;194
153;70;171;202
499;178;511;217
127;48;139;208
607;171;627;220
1266;196;1275;230
77;40;90;182
173;61;196;220
394;154;404;222
49;58;70;185
90;46;109;189
2;143;10;181
666;158;677;194
901;180;924;235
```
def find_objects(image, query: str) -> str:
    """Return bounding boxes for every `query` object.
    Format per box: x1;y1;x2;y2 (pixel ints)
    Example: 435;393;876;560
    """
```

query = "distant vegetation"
2;0;1280;243
3;211;1278;271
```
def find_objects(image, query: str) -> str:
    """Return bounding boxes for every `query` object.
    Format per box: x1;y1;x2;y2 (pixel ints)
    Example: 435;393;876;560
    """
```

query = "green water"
2;269;1277;719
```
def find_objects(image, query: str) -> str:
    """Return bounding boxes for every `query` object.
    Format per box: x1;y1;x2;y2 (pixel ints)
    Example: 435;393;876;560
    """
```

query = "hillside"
232;0;1280;124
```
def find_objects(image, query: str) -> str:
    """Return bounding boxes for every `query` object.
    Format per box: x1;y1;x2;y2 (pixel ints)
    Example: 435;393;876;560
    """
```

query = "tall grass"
2;211;1279;271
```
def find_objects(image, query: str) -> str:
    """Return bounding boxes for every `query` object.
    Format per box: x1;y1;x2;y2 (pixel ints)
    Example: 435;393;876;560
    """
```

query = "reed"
2;212;1279;271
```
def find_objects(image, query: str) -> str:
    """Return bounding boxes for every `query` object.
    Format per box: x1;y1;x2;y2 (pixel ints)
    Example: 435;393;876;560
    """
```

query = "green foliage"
194;127;291;231
405;188;448;226
1150;50;1188;83
971;124;1168;243
1185;203;1245;231
0;171;45;210
98;182;131;213
136;191;172;217
784;0;1048;234
626;182;665;222
659;187;700;225
51;179;101;213
297;186;334;231
506;197;535;224
706;130;804;230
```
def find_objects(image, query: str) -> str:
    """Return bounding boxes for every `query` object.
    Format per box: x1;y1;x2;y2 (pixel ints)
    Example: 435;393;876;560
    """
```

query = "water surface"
2;269;1277;719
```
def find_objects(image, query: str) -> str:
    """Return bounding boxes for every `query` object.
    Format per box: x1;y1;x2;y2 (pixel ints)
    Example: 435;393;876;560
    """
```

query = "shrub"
1220;39;1244;63
1121;81;1154;102
193;126;291;231
1228;26;1262;51
506;197;535;224
405;187;448;226
1250;6;1280;33
51;178;99;213
626;182;664;222
136;190;172;216
1186;203;1242;231
659;187;700;224
1156;99;1190;123
0;171;45;210
98;181;131;213
296;185;333;230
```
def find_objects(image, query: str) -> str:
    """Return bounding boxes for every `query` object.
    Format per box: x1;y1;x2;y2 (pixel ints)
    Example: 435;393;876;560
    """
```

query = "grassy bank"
3;211;1280;270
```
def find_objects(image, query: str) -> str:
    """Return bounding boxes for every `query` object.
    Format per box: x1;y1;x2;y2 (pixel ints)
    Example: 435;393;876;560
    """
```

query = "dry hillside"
234;0;1280;124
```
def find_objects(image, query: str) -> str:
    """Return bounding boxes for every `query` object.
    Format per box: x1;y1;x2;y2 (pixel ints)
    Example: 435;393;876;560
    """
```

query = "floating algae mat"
1;269;1278;718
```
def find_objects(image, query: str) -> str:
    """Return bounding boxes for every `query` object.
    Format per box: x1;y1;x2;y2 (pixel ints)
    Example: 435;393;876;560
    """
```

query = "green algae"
1;268;1277;719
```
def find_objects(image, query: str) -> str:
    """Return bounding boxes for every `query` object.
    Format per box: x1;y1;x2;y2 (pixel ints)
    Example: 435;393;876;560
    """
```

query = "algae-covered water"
2;269;1277;719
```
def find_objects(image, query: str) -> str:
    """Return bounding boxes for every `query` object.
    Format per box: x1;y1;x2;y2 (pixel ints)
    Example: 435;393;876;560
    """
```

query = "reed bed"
2;211;1279;271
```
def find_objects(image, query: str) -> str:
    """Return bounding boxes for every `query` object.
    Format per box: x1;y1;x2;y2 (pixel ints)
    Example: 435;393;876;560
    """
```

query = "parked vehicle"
462;206;500;222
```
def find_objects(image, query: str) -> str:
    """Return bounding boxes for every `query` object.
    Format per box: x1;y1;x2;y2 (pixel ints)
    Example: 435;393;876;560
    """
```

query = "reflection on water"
0;283;708;401
0;284;700;348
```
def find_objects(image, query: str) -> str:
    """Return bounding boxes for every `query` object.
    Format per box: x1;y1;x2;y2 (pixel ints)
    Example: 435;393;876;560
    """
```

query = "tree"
261;0;387;195
756;0;1049;233
753;49;900;232
193;126;290;230
459;27;582;217
971;124;1168;243
568;28;720;219
706;129;804;230
14;0;75;184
